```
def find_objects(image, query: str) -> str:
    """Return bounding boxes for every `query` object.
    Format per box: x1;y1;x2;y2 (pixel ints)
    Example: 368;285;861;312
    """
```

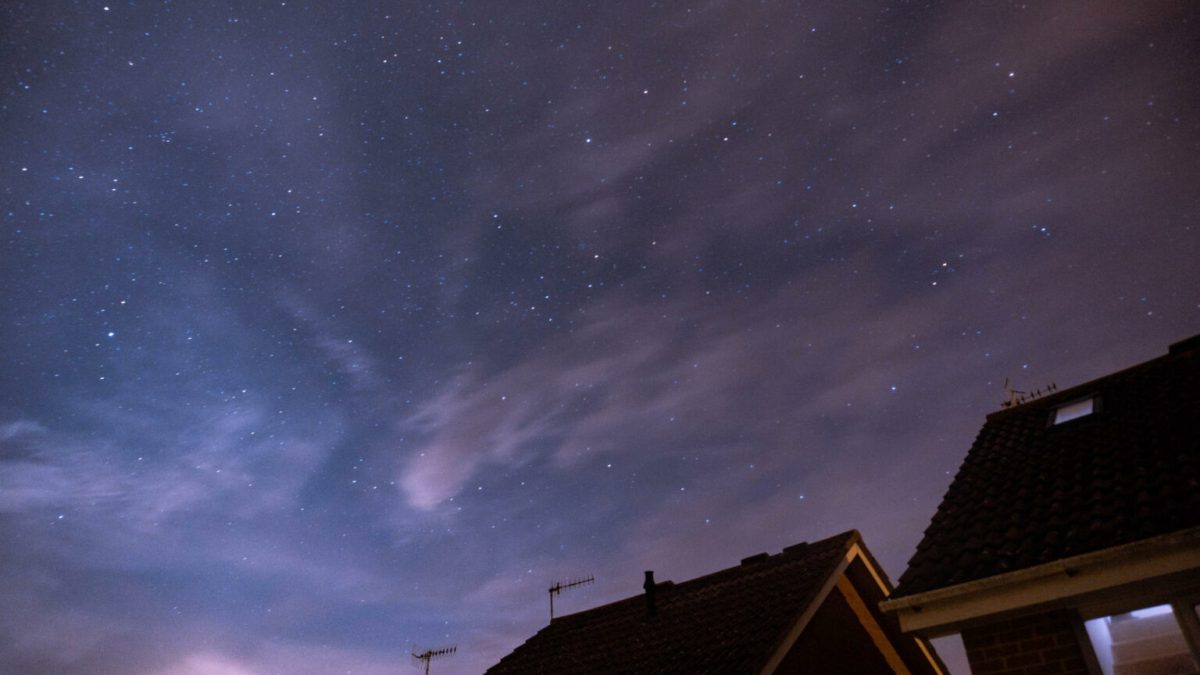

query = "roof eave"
880;526;1200;636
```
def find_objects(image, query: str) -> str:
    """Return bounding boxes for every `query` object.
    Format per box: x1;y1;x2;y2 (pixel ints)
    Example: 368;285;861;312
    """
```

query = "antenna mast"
412;646;456;675
548;575;594;621
1001;378;1057;408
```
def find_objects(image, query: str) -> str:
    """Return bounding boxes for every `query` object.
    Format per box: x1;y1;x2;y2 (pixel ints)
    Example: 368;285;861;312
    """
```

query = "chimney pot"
643;570;657;617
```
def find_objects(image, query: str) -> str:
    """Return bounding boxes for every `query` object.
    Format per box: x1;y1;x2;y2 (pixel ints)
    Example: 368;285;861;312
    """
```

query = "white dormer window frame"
1051;395;1099;425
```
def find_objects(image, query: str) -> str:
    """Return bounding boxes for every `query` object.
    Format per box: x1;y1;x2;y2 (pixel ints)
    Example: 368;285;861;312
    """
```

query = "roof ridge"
535;530;860;624
984;338;1193;420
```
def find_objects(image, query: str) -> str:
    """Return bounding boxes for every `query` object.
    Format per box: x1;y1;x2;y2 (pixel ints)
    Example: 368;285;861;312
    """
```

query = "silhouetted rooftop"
894;334;1200;597
486;531;860;674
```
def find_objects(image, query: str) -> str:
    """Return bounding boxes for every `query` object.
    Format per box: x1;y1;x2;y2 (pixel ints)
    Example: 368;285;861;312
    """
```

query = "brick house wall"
961;610;1092;675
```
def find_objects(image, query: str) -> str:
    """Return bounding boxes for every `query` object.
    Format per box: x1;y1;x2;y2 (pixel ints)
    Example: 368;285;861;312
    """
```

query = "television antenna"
1001;378;1057;408
548;575;594;621
412;646;456;675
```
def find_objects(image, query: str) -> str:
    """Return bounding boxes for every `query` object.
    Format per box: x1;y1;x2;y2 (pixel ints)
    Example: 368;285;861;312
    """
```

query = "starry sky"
1;2;1198;674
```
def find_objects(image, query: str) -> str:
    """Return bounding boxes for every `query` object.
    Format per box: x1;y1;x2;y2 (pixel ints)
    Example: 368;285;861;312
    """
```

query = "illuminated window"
1084;604;1198;675
1053;397;1095;425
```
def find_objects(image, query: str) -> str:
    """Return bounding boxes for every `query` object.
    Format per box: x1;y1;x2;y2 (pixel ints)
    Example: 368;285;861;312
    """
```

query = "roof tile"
486;531;858;674
894;336;1200;597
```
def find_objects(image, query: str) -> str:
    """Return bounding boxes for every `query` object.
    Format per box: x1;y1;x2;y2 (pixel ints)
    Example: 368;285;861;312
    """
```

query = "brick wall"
961;610;1092;675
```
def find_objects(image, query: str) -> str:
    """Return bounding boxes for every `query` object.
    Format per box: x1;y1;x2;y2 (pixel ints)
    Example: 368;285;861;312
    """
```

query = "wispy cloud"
276;290;384;392
0;397;330;526
392;258;950;511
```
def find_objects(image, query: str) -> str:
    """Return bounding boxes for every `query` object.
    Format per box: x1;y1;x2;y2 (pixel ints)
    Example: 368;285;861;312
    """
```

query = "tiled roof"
894;335;1200;597
485;531;859;674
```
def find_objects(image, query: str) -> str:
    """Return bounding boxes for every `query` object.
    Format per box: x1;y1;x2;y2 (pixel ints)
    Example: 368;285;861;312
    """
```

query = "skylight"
1053;397;1095;424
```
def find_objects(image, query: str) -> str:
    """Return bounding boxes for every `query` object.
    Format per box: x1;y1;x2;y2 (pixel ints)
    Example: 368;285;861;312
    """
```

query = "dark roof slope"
895;335;1200;597
486;531;859;674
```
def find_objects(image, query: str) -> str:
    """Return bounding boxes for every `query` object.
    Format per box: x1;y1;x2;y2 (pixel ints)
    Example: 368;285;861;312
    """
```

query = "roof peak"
541;530;861;623
986;332;1199;420
486;530;881;675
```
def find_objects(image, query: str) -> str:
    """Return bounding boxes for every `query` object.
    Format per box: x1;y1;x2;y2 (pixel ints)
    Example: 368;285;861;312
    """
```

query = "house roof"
894;334;1200;598
486;530;861;674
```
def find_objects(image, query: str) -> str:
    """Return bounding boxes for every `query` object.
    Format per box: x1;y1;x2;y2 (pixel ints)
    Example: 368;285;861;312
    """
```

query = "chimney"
1169;334;1200;356
643;570;657;617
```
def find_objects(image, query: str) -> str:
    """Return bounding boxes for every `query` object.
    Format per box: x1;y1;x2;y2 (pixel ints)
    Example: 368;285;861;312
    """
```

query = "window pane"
1054;397;1094;424
1085;604;1197;675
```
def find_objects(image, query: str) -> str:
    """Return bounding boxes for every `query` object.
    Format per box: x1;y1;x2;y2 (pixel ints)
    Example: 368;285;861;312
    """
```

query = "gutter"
880;527;1200;635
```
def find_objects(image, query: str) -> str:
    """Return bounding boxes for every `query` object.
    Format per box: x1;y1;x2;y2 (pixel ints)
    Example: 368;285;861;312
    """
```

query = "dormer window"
1053;396;1096;425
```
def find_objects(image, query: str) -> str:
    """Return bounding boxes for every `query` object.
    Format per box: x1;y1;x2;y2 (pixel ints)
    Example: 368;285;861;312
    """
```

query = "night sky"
2;2;1198;673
